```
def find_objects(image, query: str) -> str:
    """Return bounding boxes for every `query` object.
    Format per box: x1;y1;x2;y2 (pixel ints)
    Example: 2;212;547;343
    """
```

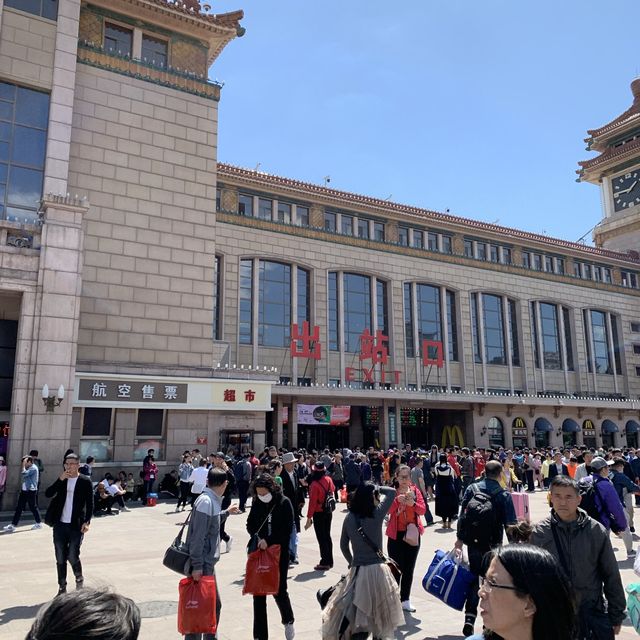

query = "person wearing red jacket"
385;464;426;612
304;462;335;571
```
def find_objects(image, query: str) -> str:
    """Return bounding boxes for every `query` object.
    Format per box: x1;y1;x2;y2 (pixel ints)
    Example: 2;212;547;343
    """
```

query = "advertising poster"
297;405;350;426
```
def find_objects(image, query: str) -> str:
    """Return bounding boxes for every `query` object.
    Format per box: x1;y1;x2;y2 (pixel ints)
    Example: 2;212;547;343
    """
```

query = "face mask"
257;493;273;503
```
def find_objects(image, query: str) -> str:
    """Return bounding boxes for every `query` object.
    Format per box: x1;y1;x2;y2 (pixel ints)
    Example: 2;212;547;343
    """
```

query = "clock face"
612;171;640;212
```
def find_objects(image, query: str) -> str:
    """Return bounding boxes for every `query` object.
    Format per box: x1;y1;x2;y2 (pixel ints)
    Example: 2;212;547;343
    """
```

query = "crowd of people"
3;441;638;639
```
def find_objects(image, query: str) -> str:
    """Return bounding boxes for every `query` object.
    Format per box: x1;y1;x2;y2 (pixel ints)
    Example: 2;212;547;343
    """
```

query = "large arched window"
328;272;389;353
470;293;519;366
239;259;310;347
530;302;574;370
403;283;458;361
487;416;504;448
583;309;622;375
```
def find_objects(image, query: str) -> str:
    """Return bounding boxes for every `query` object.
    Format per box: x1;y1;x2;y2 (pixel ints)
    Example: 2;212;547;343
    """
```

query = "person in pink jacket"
0;455;6;511
385;464;426;612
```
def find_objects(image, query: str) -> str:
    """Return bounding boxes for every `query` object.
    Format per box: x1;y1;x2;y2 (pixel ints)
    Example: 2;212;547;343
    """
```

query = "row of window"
622;271;640;288
6;0;57;20
464;239;513;265
236;192;310;226
399;227;453;253
217;258;629;376
324;211;385;241
103;22;169;68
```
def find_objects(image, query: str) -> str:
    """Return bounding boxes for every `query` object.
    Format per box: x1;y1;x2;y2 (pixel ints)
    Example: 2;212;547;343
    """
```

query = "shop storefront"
626;420;640;449
583;420;597;449
534;417;552;448
562;418;580;448
512;417;528;449
487;417;504;449
602;419;618;450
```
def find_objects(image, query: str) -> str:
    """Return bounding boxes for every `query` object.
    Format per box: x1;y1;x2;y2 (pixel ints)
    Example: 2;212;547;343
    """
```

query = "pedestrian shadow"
292;571;326;582
0;602;46;624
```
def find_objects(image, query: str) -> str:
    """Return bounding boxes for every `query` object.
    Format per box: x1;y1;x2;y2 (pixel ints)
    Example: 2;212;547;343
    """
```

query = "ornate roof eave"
217;162;640;266
577;136;640;183
85;0;244;65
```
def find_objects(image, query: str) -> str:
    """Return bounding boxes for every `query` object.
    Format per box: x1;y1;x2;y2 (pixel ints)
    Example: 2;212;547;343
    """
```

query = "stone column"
8;197;88;500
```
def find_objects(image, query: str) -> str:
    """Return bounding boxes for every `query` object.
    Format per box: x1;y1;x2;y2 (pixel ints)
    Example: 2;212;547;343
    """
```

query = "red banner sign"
291;322;322;360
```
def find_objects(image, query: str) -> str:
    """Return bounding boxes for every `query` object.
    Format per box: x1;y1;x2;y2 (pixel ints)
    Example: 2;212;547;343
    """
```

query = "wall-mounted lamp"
42;384;64;412
480;426;487;437
556;429;562;437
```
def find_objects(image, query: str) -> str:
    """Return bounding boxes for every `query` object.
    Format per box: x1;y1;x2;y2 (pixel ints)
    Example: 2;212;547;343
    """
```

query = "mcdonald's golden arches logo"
513;417;526;429
442;424;464;448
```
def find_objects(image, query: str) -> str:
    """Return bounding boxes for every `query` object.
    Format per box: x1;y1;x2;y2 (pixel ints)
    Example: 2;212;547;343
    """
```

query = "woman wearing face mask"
246;473;296;640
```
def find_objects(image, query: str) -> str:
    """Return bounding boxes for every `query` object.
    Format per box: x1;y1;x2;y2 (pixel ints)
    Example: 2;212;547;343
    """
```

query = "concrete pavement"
1;489;639;639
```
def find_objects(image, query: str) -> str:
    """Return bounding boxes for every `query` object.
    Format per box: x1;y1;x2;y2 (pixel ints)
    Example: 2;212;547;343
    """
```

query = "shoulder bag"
356;517;401;583
163;509;193;575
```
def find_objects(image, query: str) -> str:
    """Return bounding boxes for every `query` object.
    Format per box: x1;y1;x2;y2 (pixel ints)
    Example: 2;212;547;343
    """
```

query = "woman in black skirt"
434;453;459;529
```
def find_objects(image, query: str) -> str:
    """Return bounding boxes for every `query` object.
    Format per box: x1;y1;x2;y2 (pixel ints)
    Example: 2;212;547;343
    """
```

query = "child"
125;473;136;502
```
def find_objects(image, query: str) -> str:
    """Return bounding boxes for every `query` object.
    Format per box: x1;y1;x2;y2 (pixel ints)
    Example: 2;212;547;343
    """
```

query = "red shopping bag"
177;576;217;635
339;487;348;503
243;545;281;596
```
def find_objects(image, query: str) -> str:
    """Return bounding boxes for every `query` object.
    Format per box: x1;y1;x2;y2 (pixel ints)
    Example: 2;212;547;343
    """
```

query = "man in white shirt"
189;458;209;505
44;453;93;595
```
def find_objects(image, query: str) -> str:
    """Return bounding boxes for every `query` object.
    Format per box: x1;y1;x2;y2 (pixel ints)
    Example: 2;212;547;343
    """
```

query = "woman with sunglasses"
465;544;576;640
385;464;426;613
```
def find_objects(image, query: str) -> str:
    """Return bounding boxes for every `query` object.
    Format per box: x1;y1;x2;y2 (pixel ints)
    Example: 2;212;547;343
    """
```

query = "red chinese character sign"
223;389;236;402
422;340;444;368
359;328;388;365
290;322;322;360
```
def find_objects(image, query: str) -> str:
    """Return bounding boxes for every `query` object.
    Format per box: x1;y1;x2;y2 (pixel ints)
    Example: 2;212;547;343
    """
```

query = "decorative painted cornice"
77;42;221;100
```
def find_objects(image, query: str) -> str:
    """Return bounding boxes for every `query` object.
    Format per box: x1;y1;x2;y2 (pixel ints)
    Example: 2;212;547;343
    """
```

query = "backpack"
578;478;603;523
457;484;502;548
323;482;336;513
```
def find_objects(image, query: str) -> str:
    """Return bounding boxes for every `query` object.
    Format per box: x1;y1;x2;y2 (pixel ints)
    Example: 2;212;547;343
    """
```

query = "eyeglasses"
479;576;522;594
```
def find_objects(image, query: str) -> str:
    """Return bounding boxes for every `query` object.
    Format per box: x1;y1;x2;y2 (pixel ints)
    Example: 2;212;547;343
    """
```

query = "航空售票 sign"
78;379;188;404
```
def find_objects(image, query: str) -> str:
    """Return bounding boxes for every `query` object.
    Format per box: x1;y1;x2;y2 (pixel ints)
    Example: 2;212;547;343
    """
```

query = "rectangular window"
603;268;612;284
634;344;640;355
373;221;385;241
277;202;291;224
238;193;253;216
470;293;482;363
0;82;50;224
258;261;291;347
404;283;414;357
357;218;369;239
632;322;640;333
476;243;487;261
216;187;221;211
636;366;640;377
341;215;353;235
328;272;338;350
296;267;310;327
239;259;253;344
413;230;424;248
80;408;112;462
104;22;133;57
509;299;519;366
574;262;582;278
464;239;473;257
428;232;439;251
141;34;168;68
343;273;371;352
532;254;542;271
583;264;592;279
324;211;336;232
544;256;553;272
563;307;574;371
489;245;499;262
593;266;602;282
135;409;164;460
398;226;409;246
213;255;222;340
442;235;452;254
258;198;272;220
483;294;505;365
586;310;611;374
502;247;512;265
522;252;531;268
5;0;58;20
447;290;458;361
555;258;565;275
376;279;388;343
296;206;309;226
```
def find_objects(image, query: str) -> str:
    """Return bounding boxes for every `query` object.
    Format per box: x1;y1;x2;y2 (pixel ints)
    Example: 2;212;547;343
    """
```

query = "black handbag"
162;510;192;575
316;574;347;609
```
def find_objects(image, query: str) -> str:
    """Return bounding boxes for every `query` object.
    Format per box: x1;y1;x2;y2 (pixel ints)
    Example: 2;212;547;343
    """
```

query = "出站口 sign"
75;373;273;411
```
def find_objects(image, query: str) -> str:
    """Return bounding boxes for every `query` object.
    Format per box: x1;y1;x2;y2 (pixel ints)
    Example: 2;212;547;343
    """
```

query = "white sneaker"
122;506;130;512
284;622;295;640
401;600;416;612
31;523;42;530
225;537;233;553
3;524;15;533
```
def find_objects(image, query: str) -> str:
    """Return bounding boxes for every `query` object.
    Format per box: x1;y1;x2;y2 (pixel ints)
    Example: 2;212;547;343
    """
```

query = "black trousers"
237;480;249;511
219;494;231;542
53;522;84;586
464;546;487;619
253;546;294;640
12;490;41;526
525;469;535;492
312;511;333;566
387;531;420;602
177;481;191;508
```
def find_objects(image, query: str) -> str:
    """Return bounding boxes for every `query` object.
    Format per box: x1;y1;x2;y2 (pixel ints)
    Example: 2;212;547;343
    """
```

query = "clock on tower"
578;78;640;254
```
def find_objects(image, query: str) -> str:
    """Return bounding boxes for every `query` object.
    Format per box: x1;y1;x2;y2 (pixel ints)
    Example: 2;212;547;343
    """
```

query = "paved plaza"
1;489;639;639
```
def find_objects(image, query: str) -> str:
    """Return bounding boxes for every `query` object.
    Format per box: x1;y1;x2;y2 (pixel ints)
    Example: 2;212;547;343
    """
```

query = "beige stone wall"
0;8;56;90
214;217;640;398
69;64;219;370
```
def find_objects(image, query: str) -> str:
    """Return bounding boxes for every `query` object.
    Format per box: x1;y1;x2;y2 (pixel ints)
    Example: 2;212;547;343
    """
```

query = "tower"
578;79;640;255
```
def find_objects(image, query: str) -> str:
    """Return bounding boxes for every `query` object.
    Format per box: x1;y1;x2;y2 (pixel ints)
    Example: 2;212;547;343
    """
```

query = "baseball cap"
590;456;609;471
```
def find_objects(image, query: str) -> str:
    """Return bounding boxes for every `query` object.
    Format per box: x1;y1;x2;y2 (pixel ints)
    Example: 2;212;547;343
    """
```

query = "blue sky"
210;1;640;243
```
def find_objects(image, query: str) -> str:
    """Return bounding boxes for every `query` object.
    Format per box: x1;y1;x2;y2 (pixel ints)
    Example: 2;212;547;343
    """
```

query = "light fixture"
42;384;64;412
480;426;487;437
556;429;562;437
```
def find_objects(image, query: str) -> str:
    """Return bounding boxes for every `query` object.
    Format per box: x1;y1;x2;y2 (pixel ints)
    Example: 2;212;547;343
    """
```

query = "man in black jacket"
281;452;303;563
548;451;569;479
45;453;93;596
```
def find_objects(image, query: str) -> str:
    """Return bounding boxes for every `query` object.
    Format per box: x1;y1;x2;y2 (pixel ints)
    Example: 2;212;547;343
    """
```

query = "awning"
626;420;640;435
602;419;619;434
562;418;581;433
534;417;553;433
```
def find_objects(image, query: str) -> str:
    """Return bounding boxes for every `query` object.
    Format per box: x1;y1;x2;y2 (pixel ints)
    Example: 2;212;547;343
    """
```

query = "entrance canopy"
534;417;553;432
602;419;619;434
562;419;581;433
626;420;640;435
